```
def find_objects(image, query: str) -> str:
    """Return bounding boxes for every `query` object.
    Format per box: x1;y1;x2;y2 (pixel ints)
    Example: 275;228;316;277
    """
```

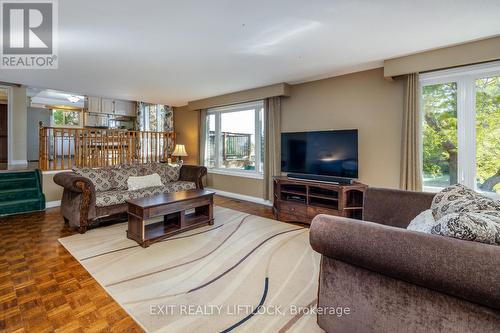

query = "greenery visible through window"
475;76;500;193
52;109;81;126
421;64;499;194
422;82;458;187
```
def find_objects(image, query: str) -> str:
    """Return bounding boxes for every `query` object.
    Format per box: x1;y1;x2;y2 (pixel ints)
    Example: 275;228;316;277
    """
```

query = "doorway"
0;88;7;169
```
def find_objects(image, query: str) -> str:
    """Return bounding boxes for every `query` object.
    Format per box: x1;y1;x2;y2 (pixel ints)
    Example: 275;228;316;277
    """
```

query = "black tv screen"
281;129;358;179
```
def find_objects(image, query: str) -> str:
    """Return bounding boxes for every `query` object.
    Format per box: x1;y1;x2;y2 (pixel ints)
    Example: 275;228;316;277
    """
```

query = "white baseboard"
206;188;272;207
46;200;61;208
42;169;71;175
9;160;28;166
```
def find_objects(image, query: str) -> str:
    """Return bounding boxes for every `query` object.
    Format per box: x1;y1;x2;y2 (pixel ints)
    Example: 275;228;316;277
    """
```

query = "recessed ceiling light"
67;95;80;103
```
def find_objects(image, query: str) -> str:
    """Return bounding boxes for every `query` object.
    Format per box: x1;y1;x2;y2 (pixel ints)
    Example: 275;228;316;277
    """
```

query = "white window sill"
423;186;442;193
207;168;264;180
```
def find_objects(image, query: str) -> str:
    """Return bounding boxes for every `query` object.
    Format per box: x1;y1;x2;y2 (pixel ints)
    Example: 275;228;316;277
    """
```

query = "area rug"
59;206;323;333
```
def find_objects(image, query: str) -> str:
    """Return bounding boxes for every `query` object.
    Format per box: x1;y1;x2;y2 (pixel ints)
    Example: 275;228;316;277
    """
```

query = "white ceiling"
1;0;499;106
28;88;85;107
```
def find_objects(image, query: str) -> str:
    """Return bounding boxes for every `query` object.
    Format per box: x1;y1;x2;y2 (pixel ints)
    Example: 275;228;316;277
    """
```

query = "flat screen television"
281;129;358;181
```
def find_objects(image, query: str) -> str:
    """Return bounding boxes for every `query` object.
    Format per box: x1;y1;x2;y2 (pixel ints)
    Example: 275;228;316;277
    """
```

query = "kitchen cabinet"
101;98;115;114
86;96;136;117
86;96;102;113
114;100;136;117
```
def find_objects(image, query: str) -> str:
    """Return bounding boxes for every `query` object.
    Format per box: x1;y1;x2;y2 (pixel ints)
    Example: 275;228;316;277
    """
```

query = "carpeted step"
0;187;39;201
0;198;44;216
0;170;45;216
0;171;36;180
0;177;37;191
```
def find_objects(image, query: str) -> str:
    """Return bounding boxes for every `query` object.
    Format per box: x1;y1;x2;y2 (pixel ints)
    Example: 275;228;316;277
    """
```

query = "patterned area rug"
59;206;323;333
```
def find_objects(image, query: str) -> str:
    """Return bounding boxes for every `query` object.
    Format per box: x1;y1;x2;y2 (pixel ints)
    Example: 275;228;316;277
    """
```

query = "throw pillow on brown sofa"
431;210;500;245
73;167;116;192
431;184;500;220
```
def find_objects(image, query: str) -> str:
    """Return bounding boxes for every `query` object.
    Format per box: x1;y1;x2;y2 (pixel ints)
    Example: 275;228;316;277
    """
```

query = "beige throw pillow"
127;173;163;191
407;209;437;233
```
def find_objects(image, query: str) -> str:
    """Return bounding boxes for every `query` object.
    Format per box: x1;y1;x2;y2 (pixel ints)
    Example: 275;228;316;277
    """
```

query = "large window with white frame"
420;61;499;195
203;101;264;177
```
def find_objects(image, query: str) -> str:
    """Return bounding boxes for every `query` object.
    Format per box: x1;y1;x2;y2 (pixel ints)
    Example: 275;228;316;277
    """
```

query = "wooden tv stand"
273;176;367;224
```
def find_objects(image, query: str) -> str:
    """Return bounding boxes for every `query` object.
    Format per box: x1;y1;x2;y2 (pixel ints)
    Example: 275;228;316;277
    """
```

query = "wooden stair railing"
38;122;176;170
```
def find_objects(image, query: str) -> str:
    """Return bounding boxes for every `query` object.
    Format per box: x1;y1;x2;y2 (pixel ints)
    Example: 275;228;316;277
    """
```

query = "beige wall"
175;67;405;197
384;35;500;77
173;105;200;165
282;68;404;188
206;173;264;198
12;86;27;163
43;172;63;202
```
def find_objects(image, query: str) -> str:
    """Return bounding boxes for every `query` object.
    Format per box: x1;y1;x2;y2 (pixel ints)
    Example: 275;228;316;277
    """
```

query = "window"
204;101;264;177
52;109;81;127
420;62;500;195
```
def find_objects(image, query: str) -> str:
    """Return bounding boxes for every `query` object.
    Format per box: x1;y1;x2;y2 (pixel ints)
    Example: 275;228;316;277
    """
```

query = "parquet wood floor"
0;195;273;332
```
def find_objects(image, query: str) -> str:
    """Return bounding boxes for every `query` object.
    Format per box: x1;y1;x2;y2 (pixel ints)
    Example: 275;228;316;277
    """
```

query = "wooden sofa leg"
78;226;88;234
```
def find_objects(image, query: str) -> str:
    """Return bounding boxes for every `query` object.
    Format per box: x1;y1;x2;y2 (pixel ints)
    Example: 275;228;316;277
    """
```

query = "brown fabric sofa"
310;187;500;333
54;164;207;233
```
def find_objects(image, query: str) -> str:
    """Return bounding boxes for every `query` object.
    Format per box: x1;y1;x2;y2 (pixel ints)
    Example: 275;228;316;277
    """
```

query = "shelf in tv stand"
280;189;307;196
273;176;367;224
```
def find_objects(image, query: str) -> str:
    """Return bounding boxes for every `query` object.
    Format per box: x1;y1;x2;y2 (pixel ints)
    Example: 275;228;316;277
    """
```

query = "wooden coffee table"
126;189;215;248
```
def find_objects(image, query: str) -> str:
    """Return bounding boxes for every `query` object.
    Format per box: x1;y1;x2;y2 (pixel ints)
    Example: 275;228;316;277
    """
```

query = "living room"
0;1;499;332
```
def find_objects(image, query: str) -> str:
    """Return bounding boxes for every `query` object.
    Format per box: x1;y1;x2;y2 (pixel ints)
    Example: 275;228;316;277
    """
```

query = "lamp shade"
172;144;188;157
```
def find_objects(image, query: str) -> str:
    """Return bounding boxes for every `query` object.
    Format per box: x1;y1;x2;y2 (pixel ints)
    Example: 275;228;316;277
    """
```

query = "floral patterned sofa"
54;163;207;233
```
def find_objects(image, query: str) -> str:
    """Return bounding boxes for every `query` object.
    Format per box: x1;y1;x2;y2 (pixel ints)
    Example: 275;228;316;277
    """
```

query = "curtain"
163;105;174;132
400;73;423;191
199;109;207;166
136;102;173;132
135;102;144;130
264;97;281;201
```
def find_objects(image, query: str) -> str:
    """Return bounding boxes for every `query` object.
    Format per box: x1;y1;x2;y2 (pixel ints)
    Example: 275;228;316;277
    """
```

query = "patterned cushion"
73;167;115;192
152;163;181;184
431;210;500;245
111;165;140;190
431;184;500;220
95;181;196;207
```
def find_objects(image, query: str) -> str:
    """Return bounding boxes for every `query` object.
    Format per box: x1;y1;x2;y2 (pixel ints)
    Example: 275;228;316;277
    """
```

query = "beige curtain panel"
400;73;423;191
264;97;281;201
199;109;207;166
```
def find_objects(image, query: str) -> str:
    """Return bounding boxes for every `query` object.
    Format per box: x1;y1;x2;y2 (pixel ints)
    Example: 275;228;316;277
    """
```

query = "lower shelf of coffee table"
127;209;213;247
145;212;210;240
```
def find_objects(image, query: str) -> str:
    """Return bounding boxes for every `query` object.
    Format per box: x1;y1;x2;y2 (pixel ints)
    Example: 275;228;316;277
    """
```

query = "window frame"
420;61;500;196
204;100;264;179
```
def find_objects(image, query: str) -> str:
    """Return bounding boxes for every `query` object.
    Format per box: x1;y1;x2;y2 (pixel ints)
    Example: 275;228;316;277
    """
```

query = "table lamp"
172;144;188;164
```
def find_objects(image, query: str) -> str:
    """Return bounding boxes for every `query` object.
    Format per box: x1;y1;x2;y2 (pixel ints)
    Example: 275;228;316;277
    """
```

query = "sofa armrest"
179;165;207;189
310;214;500;310
363;187;435;228
53;172;95;193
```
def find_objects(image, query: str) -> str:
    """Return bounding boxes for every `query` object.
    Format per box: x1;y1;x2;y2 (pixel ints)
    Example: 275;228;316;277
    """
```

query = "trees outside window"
52;109;81;127
421;62;499;194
